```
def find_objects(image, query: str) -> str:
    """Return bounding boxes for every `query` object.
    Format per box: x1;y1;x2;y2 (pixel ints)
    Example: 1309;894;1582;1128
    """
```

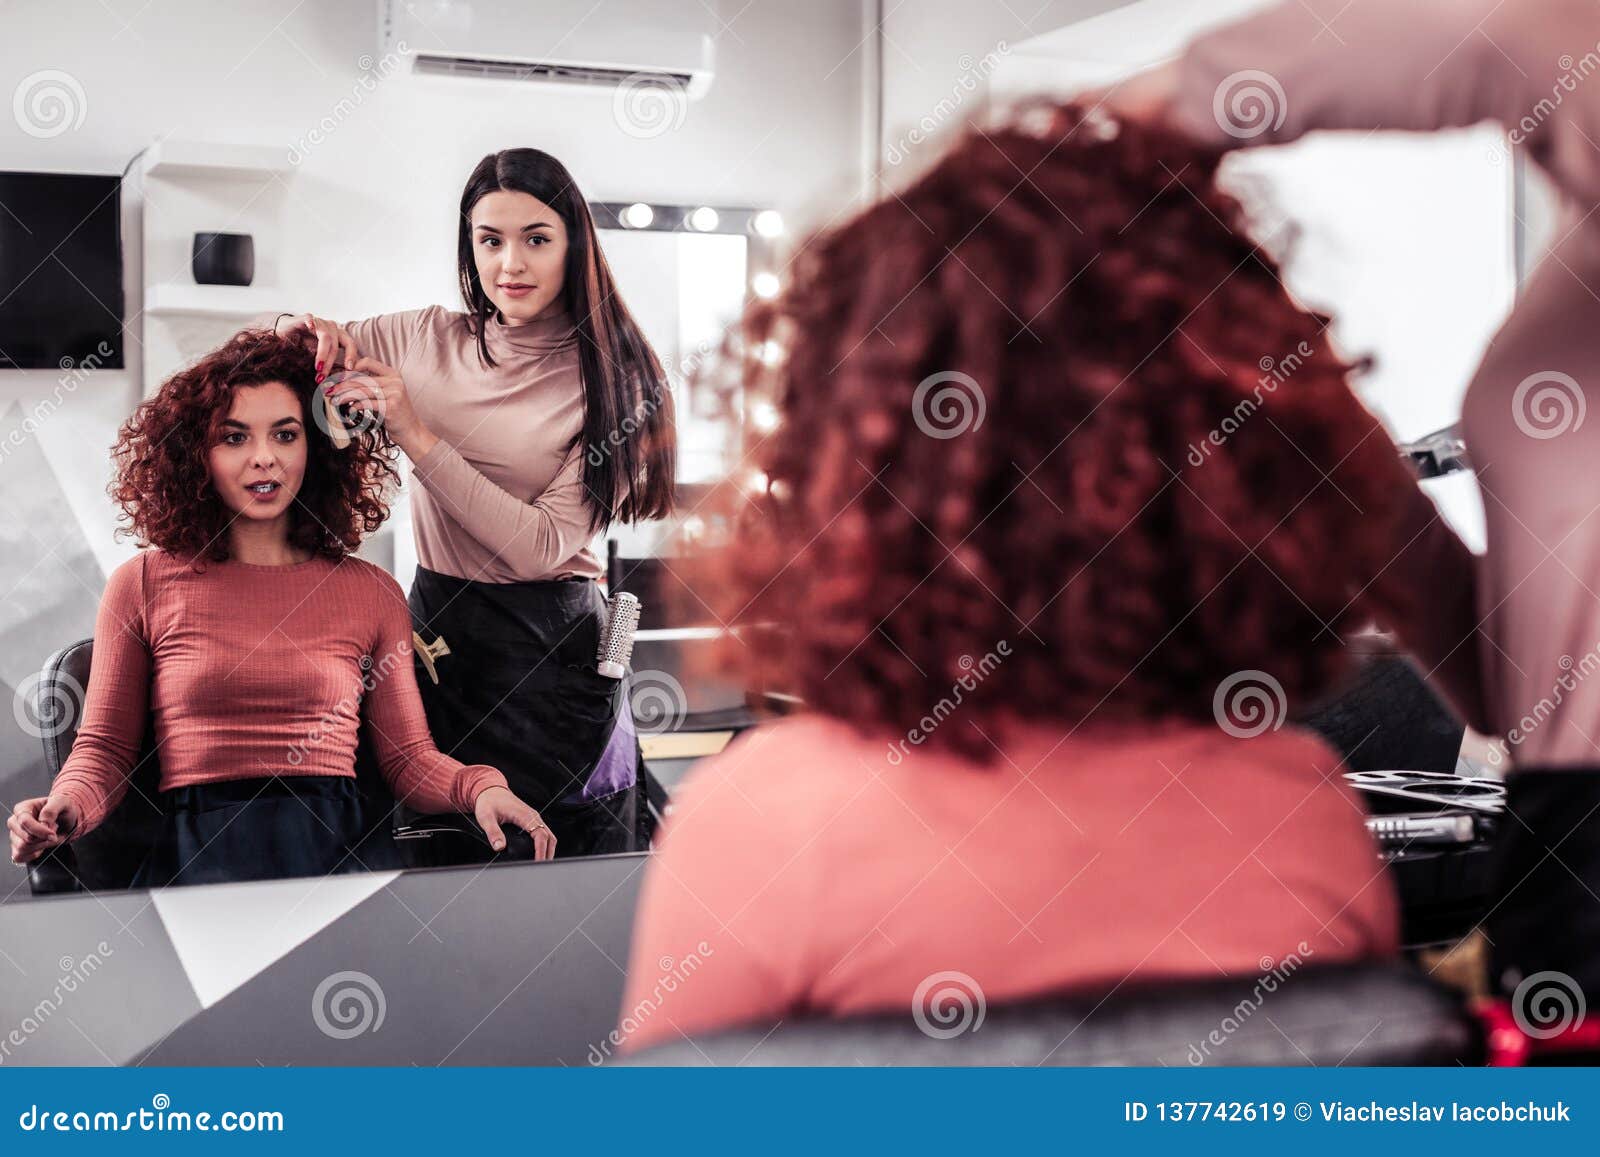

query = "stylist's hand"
327;357;437;458
1087;61;1178;127
473;786;556;861
8;794;78;864
275;313;359;383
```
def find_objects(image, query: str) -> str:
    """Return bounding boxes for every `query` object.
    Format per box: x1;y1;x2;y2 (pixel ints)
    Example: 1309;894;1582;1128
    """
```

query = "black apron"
407;566;648;859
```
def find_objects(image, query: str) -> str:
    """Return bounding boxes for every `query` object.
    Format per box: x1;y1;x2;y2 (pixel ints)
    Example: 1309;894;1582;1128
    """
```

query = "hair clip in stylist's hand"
318;357;431;459
317;368;384;448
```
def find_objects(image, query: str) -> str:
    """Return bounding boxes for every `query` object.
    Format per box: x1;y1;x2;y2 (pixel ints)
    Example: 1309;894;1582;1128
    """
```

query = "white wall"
876;0;1137;177
0;0;867;577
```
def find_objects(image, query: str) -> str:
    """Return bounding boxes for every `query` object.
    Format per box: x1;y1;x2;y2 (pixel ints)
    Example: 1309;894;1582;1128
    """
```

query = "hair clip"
412;631;451;684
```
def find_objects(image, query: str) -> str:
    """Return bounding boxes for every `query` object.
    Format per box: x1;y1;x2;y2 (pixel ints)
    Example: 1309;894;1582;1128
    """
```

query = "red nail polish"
315;361;323;372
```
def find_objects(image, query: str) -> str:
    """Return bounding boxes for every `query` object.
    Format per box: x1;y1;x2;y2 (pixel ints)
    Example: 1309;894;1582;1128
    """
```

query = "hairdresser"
1107;0;1600;1000
274;149;676;859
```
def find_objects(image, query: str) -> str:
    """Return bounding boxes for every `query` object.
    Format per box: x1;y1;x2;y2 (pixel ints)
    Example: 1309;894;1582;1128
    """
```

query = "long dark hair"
457;148;675;531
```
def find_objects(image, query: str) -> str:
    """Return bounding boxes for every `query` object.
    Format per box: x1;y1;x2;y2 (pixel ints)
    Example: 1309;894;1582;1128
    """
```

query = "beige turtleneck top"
341;306;603;584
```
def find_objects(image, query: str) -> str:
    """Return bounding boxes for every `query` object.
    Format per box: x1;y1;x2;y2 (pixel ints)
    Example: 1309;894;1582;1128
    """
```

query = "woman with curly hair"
616;100;1487;1051
7;329;555;884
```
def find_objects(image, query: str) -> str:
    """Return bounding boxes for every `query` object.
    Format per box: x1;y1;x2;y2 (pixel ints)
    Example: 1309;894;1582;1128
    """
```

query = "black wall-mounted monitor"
0;171;124;369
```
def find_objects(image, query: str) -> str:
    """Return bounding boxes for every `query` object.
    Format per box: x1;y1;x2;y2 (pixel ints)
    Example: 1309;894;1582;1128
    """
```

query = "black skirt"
129;774;396;889
407;566;649;859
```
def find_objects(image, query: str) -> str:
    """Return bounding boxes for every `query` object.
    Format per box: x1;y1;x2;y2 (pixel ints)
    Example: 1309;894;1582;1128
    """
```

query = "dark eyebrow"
220;417;302;430
474;221;555;234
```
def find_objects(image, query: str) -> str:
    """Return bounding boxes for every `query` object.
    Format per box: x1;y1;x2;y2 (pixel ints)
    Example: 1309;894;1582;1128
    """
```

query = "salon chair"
625;961;1483;1066
21;637;530;895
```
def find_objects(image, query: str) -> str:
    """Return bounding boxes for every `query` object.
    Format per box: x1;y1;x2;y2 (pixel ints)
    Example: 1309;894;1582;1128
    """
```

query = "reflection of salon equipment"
21;637;529;895
1347;770;1504;947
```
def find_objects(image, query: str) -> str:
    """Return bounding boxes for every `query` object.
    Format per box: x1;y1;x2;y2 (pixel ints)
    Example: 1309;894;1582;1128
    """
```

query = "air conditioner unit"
378;0;717;99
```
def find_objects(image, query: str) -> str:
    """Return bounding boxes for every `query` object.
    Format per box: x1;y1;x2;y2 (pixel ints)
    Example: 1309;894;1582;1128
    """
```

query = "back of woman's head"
718;101;1417;755
111;328;398;562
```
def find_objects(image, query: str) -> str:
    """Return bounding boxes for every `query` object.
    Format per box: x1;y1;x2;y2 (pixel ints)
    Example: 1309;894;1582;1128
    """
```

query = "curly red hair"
111;328;399;562
708;102;1419;757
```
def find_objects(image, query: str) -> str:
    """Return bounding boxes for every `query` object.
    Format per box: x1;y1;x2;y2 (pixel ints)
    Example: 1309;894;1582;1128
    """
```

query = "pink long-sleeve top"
619;715;1397;1054
338;306;603;584
50;549;508;838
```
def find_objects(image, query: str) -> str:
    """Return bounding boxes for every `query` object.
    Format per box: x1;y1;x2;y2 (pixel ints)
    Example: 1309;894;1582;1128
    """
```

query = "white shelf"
145;283;284;319
137;139;291;181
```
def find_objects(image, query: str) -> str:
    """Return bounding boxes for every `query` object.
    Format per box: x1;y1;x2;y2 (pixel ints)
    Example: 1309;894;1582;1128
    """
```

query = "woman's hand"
8;795;79;864
473;785;557;861
275;313;359;382
327;356;438;458
1087;61;1178;127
